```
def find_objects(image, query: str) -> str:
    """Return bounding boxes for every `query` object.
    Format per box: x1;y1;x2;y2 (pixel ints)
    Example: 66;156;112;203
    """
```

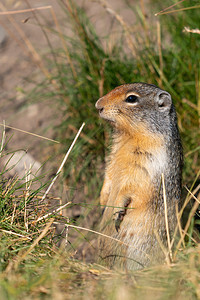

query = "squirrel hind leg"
114;197;132;232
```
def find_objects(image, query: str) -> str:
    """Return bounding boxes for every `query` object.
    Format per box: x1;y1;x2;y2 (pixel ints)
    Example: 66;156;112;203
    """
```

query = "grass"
0;0;200;299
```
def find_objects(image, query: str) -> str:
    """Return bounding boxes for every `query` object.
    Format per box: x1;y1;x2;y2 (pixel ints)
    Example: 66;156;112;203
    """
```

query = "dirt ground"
0;0;142;170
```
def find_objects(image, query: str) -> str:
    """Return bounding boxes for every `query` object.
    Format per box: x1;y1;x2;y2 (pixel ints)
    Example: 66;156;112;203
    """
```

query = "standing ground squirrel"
95;83;183;270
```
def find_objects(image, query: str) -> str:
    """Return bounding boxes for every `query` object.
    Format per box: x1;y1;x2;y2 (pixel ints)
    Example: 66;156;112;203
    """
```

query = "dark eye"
125;95;138;103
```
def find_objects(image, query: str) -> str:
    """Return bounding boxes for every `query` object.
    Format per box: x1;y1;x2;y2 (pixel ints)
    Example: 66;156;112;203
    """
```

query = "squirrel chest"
96;83;183;270
104;133;167;208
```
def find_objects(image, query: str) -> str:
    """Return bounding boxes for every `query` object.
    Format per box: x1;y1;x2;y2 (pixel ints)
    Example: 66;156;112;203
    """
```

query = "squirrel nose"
99;107;104;113
95;99;104;111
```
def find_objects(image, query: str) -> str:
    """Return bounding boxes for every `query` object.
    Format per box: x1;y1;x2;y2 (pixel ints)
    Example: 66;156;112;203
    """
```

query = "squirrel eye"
125;95;138;103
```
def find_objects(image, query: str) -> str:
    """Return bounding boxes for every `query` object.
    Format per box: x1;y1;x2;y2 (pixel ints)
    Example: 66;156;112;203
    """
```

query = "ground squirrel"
95;83;183;270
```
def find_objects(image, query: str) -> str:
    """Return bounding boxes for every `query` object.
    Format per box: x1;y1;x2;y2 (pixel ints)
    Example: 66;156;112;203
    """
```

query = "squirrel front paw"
114;209;126;232
114;197;131;232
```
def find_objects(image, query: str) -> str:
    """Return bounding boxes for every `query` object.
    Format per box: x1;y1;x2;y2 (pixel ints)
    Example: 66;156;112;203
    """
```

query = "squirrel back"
96;83;183;270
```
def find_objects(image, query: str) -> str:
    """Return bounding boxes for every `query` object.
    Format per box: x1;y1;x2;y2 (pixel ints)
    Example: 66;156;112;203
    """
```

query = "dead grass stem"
161;173;172;263
174;189;200;258
41;122;85;201
0;123;60;143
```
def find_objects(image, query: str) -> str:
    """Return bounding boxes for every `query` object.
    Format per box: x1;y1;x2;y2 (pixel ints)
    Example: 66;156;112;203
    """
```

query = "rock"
1;150;42;180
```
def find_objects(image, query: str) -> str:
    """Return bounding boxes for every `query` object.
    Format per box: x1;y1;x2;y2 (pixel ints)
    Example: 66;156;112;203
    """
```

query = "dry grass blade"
156;20;163;86
1;229;32;240
155;5;200;16
65;220;69;247
24;163;32;232
2;176;19;197
181;230;198;244
155;0;187;16
183;27;200;34
154;229;171;266
182;98;198;111
179;183;200;220
161;173;172;263
170;184;200;251
185;186;200;204
174;189;200;258
0;120;6;155
175;203;185;248
0;123;60;143
41;122;85;201
65;223;150;259
98;58;106;98
0;5;52;15
11;200;17;225
36;202;72;222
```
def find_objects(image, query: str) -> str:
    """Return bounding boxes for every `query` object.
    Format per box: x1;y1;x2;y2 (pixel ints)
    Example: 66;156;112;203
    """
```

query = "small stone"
1;150;42;179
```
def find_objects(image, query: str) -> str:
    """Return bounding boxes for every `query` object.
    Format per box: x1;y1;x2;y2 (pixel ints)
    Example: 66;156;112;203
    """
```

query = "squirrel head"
95;83;176;136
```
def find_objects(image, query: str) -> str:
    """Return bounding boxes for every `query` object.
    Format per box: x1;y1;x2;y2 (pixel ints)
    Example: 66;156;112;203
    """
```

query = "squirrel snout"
97;106;104;116
95;99;104;112
95;99;101;109
99;107;104;113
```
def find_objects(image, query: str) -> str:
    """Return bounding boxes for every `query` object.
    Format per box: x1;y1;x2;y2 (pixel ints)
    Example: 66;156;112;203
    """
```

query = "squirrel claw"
114;198;131;232
114;210;126;232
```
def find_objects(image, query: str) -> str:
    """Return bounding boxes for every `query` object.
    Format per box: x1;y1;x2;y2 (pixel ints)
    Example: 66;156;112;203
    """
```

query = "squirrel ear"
156;92;172;111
